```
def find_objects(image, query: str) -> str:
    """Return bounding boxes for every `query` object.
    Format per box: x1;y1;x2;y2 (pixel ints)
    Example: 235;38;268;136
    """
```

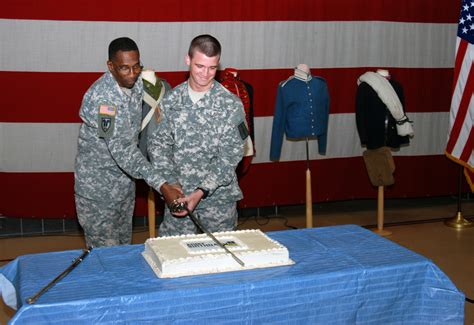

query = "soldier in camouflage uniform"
74;37;181;247
148;34;248;236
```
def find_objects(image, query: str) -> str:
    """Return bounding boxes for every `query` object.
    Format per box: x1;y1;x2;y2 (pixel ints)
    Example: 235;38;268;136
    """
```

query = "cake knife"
184;207;245;267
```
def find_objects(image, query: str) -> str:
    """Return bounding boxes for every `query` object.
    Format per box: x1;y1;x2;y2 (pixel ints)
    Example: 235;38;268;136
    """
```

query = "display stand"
374;186;391;236
445;165;473;229
148;187;156;238
305;138;313;228
269;64;328;229
356;69;410;237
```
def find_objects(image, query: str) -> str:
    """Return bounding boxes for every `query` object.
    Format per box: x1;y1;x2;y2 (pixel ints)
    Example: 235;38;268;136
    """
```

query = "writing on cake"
181;236;246;254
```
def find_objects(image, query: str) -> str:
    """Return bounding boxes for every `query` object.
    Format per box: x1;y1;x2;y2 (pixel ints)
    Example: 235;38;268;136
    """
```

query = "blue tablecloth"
0;225;464;324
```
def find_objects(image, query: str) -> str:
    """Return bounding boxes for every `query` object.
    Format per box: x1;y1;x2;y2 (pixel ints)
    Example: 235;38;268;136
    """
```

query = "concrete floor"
1;196;473;324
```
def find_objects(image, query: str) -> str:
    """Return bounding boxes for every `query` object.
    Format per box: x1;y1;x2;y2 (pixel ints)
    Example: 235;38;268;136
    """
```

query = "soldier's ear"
107;60;114;73
185;55;191;67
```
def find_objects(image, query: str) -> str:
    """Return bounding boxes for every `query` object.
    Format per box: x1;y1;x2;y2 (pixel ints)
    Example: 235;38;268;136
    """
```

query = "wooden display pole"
306;168;313;228
305;138;313;228
373;186;391;236
148;187;156;238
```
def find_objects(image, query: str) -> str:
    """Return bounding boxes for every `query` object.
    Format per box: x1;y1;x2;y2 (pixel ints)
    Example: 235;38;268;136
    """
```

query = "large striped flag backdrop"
446;0;474;191
0;1;463;218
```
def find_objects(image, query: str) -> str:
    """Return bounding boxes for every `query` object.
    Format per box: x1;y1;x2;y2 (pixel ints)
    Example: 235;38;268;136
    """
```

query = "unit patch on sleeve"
98;104;116;138
237;121;249;140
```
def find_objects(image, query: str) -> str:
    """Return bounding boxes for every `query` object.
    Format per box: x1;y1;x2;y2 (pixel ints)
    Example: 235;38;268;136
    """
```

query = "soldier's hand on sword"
160;182;184;212
168;189;205;217
184;189;205;212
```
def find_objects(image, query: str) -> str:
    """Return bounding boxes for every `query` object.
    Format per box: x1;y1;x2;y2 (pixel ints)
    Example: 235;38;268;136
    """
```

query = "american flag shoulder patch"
99;104;116;116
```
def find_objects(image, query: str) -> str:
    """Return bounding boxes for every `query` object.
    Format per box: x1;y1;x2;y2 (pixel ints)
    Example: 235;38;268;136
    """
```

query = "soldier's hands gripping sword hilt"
160;182;187;216
169;199;187;213
168;188;205;216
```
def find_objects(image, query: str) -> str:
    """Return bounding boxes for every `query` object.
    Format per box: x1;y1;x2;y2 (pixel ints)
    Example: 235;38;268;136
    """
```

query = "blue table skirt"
0;225;465;324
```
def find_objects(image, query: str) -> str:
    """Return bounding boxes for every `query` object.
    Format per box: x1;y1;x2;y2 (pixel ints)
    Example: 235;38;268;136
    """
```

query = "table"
0;225;465;324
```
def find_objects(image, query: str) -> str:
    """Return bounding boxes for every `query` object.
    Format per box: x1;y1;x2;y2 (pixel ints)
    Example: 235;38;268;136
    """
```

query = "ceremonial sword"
26;247;92;304
182;206;245;267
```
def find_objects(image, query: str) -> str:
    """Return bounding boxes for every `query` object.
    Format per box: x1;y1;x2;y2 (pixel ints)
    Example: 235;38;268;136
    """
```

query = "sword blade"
185;208;245;267
26;247;92;304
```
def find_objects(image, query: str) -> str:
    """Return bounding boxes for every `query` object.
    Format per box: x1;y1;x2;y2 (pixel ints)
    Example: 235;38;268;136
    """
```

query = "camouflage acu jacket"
74;71;166;202
148;80;246;207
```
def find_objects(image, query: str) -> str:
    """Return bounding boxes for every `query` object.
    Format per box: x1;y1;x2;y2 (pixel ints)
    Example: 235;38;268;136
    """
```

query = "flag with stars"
446;0;474;190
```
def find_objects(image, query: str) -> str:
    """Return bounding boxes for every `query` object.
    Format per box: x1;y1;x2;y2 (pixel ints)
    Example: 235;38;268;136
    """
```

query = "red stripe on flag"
0;155;464;217
452;39;468;94
0;71;188;123
460;127;474;162
446;64;474;152
0;68;453;123
0;0;460;23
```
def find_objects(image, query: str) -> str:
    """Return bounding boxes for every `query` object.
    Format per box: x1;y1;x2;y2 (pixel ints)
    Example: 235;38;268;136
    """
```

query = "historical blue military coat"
270;76;330;161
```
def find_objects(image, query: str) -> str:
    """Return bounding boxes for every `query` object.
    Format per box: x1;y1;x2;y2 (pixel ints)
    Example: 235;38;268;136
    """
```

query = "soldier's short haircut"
108;37;139;60
188;34;221;59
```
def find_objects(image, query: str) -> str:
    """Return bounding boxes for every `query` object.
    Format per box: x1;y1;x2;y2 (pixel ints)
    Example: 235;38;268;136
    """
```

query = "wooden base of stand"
373;228;392;236
373;186;391;237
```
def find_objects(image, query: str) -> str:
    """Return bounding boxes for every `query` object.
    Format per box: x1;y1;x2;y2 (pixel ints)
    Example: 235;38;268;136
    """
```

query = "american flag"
0;1;462;217
99;105;116;116
446;0;474;191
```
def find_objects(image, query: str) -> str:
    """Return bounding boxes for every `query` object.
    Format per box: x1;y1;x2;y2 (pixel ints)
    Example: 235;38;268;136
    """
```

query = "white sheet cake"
142;229;294;278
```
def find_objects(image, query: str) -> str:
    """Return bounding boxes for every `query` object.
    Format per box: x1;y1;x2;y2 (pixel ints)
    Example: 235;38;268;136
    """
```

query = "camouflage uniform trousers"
75;194;134;247
158;202;238;236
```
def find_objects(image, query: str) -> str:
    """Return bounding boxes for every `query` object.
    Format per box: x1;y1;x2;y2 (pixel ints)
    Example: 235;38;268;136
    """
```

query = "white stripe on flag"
1;112;448;172
0;123;80;172
449;38;464;119
0;19;457;72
